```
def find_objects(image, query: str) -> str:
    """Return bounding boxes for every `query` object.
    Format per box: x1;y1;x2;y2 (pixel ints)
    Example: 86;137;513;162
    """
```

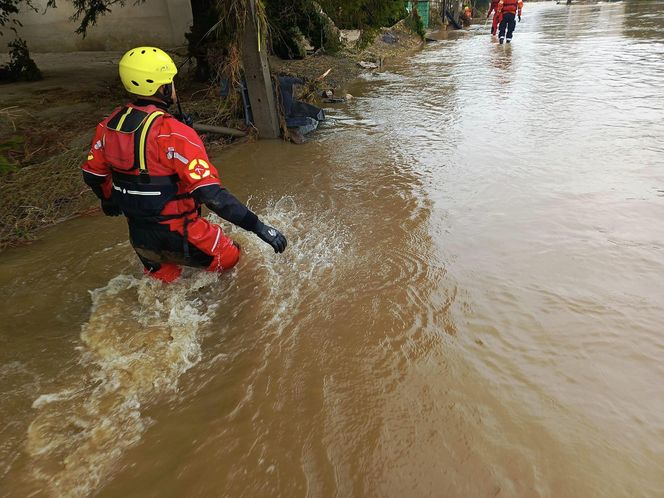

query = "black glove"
518;15;521;22
101;199;121;216
253;220;287;253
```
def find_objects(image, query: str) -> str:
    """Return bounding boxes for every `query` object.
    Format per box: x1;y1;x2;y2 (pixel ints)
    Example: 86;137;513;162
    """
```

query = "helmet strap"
155;83;174;107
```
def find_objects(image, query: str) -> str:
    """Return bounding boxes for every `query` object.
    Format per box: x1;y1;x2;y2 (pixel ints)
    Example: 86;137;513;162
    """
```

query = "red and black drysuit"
497;0;523;43
487;0;501;36
82;100;272;282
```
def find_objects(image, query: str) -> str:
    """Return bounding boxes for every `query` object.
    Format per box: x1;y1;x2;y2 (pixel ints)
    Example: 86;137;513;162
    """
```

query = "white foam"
27;270;221;496
31;389;82;409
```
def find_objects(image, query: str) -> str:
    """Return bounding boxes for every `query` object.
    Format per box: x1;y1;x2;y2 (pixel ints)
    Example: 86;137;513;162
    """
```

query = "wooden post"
241;0;280;139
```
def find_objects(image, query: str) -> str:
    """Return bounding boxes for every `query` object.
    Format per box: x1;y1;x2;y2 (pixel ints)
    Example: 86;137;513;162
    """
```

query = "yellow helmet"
118;47;177;96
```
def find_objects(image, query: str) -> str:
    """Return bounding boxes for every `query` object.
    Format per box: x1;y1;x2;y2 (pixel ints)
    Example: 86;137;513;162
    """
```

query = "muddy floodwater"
1;1;664;496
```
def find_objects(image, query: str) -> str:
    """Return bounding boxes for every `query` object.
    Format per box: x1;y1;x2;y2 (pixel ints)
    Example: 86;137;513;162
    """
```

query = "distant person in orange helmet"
81;47;287;283
497;0;523;44
487;0;501;36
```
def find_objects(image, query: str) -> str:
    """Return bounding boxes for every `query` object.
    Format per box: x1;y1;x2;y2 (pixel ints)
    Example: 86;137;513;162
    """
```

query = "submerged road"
1;1;663;496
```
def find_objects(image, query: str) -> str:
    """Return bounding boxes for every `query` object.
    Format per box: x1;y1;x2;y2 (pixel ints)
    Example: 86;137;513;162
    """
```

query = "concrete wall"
0;0;193;52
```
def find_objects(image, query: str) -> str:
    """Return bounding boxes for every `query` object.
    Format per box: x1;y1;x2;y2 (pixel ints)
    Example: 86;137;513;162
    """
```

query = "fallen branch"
193;123;247;137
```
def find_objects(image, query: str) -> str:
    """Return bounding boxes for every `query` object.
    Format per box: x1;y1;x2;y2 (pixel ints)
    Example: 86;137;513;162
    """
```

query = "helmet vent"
130;51;134;56
141;50;146;54
131;80;139;86
153;49;157;52
146;79;154;83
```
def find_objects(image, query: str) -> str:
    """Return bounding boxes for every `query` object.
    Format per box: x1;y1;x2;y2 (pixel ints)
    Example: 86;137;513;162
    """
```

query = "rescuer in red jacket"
486;0;501;36
497;0;523;44
81;47;287;283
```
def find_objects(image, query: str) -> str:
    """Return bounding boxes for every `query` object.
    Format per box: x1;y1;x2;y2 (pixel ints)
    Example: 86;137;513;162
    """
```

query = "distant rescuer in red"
497;0;524;44
81;47;287;283
486;0;501;36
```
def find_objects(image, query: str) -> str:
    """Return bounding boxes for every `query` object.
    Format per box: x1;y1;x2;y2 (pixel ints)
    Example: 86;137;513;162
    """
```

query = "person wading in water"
487;0;501;36
81;47;287;283
497;0;524;44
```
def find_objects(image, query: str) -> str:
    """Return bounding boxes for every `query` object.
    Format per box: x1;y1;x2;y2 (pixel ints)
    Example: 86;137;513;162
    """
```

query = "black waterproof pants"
499;13;517;42
128;223;214;271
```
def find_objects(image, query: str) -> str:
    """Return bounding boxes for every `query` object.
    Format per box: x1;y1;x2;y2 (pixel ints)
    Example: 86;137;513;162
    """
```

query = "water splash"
254;195;348;334
26;270;221;496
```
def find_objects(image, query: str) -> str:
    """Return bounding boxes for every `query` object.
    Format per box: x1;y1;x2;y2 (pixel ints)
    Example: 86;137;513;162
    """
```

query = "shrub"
405;6;425;39
0;38;42;83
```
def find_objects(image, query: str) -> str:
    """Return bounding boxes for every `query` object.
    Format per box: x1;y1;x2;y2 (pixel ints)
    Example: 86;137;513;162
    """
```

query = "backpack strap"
133;111;165;181
107;106;150;133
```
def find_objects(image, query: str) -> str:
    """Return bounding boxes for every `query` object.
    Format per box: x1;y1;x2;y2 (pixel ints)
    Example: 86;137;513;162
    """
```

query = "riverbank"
0;22;425;250
272;21;425;88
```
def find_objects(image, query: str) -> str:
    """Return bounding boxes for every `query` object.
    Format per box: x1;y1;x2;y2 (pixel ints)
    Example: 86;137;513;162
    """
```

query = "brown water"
2;1;664;496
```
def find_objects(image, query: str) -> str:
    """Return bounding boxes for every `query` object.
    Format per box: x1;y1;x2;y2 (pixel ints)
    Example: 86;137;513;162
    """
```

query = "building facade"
1;0;193;51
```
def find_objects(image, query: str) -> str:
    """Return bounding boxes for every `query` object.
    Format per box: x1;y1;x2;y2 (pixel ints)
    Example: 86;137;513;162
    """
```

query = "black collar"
133;98;170;111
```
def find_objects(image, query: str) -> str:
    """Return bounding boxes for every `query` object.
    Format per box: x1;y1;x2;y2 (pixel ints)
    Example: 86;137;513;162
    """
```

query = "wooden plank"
241;0;280;139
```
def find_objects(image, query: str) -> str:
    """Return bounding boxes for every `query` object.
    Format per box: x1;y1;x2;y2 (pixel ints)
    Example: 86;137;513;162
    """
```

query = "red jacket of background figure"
497;0;523;17
487;0;501;17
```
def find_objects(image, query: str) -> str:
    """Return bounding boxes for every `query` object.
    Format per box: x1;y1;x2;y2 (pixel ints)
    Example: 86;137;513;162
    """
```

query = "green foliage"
274;26;308;59
1;0;37;35
319;0;406;30
44;0;125;36
322;14;342;53
265;0;329;58
356;27;377;49
266;0;404;59
5;0;128;37
405;5;425;39
0;135;23;174
0;0;42;84
0;37;42;82
0;0;21;28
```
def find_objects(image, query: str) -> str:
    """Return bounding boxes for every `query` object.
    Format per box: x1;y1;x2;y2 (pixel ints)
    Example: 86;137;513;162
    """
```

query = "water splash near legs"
26;271;222;496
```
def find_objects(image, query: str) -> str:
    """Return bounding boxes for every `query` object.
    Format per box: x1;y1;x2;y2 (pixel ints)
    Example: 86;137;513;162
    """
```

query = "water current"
1;1;663;496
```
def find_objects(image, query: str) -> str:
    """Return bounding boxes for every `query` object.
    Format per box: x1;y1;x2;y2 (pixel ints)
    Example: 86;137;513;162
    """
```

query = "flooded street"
1;1;664;496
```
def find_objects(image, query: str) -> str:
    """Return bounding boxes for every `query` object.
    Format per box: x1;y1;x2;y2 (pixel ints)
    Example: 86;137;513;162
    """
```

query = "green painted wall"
407;1;430;28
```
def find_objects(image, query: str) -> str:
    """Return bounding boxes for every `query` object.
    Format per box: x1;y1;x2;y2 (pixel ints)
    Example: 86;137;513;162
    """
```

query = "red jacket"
497;0;523;16
82;102;220;229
